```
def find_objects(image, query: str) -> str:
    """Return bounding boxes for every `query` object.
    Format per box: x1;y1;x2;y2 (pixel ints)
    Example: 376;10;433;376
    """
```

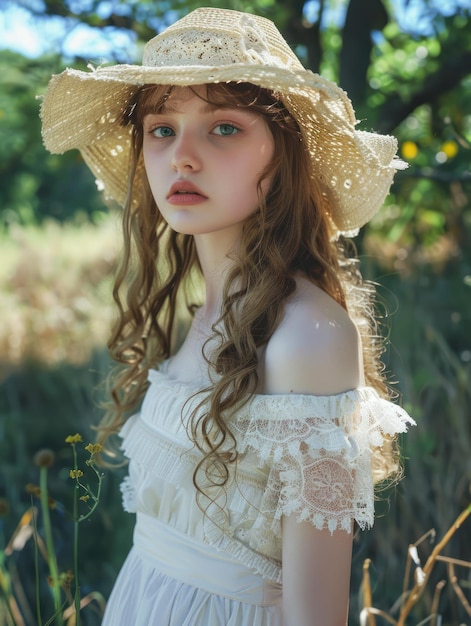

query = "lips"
166;180;207;206
167;180;206;199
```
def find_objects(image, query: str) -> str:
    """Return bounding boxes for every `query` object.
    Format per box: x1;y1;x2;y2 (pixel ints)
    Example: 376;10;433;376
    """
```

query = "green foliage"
0;50;107;225
0;350;132;626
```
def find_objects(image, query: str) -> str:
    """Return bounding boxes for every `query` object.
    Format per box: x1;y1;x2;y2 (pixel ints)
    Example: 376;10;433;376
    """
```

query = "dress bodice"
119;362;414;584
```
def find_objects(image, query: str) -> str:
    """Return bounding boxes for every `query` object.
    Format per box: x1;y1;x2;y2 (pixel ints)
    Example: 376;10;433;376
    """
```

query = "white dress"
102;361;414;625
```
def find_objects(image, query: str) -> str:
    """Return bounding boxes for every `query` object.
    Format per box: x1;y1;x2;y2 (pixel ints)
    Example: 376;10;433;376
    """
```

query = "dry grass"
0;216;120;374
360;505;471;626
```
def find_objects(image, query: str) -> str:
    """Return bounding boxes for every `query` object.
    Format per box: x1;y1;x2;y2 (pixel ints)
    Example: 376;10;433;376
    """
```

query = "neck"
193;231;240;319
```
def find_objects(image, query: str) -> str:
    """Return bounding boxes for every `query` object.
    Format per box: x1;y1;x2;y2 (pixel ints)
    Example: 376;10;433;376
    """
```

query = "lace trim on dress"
234;387;412;455
229;388;414;534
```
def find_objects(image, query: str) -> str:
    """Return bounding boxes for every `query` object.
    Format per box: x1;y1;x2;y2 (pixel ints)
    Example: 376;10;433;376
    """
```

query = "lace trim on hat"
236;14;290;68
142;12;300;70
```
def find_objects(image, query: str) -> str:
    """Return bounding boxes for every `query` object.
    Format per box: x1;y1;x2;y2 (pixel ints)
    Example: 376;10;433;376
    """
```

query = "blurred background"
0;0;470;624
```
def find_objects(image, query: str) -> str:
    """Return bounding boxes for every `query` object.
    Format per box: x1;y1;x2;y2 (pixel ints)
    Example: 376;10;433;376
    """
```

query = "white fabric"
102;362;414;625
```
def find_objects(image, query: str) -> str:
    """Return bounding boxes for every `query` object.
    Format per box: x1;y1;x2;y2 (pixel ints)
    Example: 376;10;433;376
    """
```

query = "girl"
41;8;415;626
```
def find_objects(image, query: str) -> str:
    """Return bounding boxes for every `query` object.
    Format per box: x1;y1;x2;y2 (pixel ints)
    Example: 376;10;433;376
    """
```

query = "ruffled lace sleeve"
231;387;415;533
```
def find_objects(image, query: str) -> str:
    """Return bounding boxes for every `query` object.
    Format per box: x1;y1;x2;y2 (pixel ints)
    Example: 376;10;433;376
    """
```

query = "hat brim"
41;63;406;233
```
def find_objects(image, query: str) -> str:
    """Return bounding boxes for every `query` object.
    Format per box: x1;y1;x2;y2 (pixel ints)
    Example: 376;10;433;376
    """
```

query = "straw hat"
40;7;406;234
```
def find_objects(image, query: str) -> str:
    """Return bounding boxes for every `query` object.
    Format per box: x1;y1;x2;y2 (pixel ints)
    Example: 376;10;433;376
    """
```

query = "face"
141;86;274;243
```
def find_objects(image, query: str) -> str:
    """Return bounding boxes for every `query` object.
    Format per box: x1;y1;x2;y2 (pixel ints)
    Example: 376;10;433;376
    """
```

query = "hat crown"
143;8;304;71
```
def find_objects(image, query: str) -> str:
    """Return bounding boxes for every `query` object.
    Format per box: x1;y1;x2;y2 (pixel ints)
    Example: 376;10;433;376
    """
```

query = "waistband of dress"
133;512;282;606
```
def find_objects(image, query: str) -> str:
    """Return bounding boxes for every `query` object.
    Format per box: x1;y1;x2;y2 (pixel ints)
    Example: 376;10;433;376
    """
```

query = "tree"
5;0;470;238
0;50;108;224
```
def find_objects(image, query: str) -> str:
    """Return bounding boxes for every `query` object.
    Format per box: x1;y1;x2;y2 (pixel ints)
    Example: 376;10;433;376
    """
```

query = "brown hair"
99;82;398;496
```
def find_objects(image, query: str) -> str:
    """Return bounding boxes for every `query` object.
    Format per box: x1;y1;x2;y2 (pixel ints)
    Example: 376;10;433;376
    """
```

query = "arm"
263;281;362;625
282;517;353;626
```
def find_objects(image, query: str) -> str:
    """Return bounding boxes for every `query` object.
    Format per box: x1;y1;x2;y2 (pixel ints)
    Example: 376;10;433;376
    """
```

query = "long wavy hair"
99;82;399;498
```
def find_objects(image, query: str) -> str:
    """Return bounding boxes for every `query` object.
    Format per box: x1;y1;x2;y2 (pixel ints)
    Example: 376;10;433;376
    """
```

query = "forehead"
136;83;272;121
159;86;212;113
138;84;230;116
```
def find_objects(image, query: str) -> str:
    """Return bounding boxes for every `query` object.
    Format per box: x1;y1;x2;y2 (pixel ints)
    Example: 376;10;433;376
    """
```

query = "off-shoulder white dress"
102;361;414;626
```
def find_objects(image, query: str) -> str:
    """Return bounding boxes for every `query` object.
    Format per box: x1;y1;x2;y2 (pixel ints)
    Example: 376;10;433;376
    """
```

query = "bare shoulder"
261;277;363;395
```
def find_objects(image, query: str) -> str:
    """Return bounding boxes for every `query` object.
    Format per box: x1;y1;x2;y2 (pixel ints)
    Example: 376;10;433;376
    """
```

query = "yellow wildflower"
65;434;83;444
85;443;103;454
69;469;84;479
25;483;41;497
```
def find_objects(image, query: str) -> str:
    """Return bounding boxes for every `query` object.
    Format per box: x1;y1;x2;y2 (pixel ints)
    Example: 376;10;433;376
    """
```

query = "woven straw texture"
40;7;407;233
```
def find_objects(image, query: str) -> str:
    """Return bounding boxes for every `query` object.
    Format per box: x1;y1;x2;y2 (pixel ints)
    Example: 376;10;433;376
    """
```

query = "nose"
171;131;202;172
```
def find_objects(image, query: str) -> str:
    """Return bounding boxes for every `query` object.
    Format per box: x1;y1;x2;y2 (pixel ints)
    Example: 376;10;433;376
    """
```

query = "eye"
213;123;240;136
151;126;175;138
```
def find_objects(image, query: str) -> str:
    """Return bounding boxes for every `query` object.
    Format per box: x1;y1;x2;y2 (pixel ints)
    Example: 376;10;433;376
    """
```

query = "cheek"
142;147;152;182
143;144;156;172
143;149;165;197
